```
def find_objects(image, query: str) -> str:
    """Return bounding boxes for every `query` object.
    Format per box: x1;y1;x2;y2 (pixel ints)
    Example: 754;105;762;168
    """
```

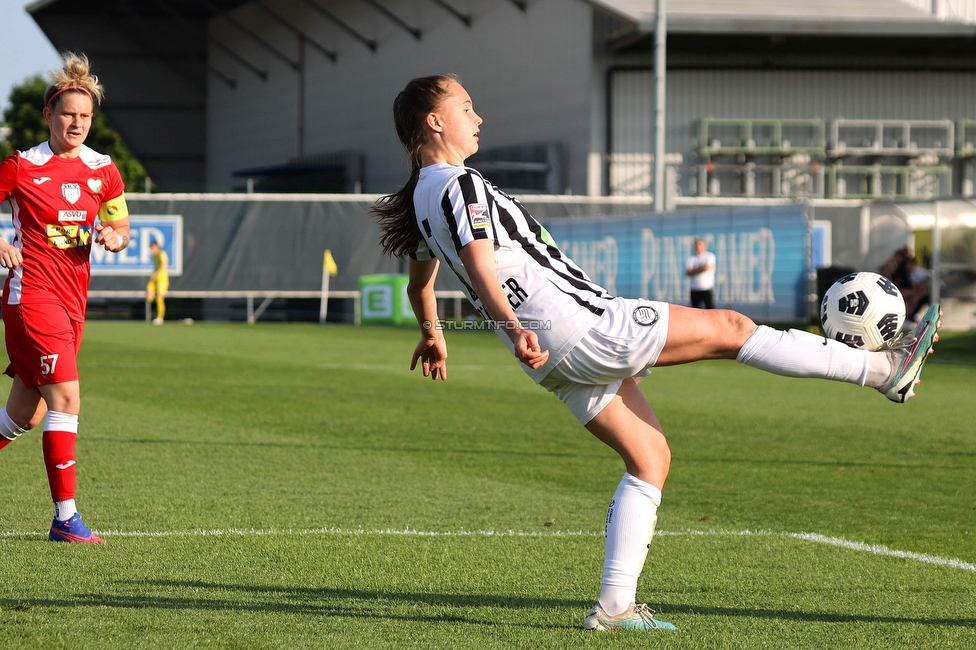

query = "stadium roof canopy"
24;0;976;191
590;0;976;35
26;0;250;191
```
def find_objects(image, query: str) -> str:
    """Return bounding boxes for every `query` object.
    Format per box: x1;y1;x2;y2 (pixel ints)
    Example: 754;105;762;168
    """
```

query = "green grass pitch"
1;320;974;648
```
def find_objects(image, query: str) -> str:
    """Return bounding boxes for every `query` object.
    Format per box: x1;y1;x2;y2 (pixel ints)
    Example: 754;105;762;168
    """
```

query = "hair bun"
45;52;104;107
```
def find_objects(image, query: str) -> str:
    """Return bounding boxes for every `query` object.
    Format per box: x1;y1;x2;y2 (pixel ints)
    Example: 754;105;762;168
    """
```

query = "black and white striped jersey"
412;162;615;382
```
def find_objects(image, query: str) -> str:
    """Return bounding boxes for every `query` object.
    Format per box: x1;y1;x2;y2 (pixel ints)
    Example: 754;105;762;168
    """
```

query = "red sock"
43;430;77;502
0;439;10;451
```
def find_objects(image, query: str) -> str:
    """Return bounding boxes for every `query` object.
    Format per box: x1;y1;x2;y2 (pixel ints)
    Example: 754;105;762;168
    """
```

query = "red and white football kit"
0;141;128;387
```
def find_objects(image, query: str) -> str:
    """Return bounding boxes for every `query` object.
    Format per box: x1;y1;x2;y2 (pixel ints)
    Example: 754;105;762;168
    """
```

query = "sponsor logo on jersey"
33;176;52;185
77;225;93;247
61;183;81;204
58;210;87;222
46;224;93;249
633;305;659;327
468;203;490;229
87;178;103;193
47;224;78;248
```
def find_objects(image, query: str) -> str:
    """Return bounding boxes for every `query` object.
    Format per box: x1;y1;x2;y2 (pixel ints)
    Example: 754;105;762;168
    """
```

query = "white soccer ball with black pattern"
820;272;906;351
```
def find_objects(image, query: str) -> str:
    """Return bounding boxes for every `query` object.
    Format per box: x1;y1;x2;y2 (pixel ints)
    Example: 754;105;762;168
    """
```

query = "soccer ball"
820;272;906;350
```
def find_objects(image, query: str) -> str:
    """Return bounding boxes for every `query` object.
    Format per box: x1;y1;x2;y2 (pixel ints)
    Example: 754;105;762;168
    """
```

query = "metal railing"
695;118;826;156
957;119;976;158
86;290;467;325
830;119;954;157
692;158;825;198
825;164;952;199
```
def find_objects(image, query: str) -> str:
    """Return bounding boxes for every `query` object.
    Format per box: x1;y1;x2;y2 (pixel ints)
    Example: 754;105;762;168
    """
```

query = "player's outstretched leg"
878;304;942;403
678;304;943;403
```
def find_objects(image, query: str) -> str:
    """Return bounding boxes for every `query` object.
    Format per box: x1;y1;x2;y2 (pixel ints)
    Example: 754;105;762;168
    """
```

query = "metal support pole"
931;201;942;307
251;297;275;324
297;35;305;160
320;262;330;324
653;0;667;213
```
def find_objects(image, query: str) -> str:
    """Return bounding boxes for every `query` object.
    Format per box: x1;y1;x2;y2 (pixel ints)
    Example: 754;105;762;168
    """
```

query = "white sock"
736;326;889;387
54;499;77;521
598;473;662;617
0;407;29;441
45;411;79;433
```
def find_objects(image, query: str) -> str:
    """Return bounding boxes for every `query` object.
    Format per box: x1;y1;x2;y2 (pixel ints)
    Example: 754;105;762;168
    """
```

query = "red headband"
46;85;94;108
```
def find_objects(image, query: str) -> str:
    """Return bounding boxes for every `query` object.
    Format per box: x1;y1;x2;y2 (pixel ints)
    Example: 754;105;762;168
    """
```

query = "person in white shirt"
371;74;941;633
686;238;716;309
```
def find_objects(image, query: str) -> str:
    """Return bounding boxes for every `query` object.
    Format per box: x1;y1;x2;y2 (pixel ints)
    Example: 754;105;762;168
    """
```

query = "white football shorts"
539;298;670;425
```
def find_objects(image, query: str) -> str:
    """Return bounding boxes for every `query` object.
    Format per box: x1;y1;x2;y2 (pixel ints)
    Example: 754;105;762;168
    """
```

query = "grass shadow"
680;455;972;472
659;602;976;628
3;583;973;629
86;436;582;459
0;582;584;630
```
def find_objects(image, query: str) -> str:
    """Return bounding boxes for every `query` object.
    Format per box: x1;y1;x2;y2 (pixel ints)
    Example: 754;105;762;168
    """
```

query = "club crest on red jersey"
61;183;81;204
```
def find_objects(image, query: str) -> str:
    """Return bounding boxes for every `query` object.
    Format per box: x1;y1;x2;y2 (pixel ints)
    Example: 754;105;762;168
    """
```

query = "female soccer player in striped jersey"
373;75;941;632
0;53;130;543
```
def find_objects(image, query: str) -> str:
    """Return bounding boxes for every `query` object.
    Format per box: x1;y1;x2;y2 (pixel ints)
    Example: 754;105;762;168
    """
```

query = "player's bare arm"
94;217;130;253
459;239;549;370
407;257;448;380
0;238;23;269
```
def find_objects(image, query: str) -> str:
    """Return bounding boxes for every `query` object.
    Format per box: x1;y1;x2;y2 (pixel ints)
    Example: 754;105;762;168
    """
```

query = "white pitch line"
788;532;976;573
2;527;974;573
0;527;604;539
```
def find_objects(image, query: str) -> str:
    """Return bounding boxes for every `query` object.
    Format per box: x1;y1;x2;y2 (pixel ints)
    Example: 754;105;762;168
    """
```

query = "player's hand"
94;223;126;252
410;335;448;381
514;329;549;370
0;241;23;269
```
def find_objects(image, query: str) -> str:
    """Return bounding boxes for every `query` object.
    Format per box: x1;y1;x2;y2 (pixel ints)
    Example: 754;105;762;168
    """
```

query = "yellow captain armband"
98;193;129;222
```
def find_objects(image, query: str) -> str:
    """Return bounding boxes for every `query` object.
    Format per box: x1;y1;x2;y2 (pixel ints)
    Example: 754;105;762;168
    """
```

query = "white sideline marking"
2;527;973;573
788;532;976;573
0;527;604;539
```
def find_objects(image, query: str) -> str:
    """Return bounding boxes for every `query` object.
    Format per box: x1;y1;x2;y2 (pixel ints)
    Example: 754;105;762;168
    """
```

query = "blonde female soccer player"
373;75;941;631
0;53;130;543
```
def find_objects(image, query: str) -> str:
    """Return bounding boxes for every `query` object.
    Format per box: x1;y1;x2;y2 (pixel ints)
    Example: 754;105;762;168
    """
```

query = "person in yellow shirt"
146;240;169;325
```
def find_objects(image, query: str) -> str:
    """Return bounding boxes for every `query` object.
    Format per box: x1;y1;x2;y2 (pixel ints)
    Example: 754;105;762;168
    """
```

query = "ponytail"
372;74;458;259
374;162;423;258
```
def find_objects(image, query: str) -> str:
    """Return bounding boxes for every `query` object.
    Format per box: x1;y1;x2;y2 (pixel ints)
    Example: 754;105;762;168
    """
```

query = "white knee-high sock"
599;473;662;616
737;326;890;387
0;407;29;441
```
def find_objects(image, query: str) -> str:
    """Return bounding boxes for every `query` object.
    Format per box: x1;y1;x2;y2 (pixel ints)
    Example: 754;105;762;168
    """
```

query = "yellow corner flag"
324;249;338;276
